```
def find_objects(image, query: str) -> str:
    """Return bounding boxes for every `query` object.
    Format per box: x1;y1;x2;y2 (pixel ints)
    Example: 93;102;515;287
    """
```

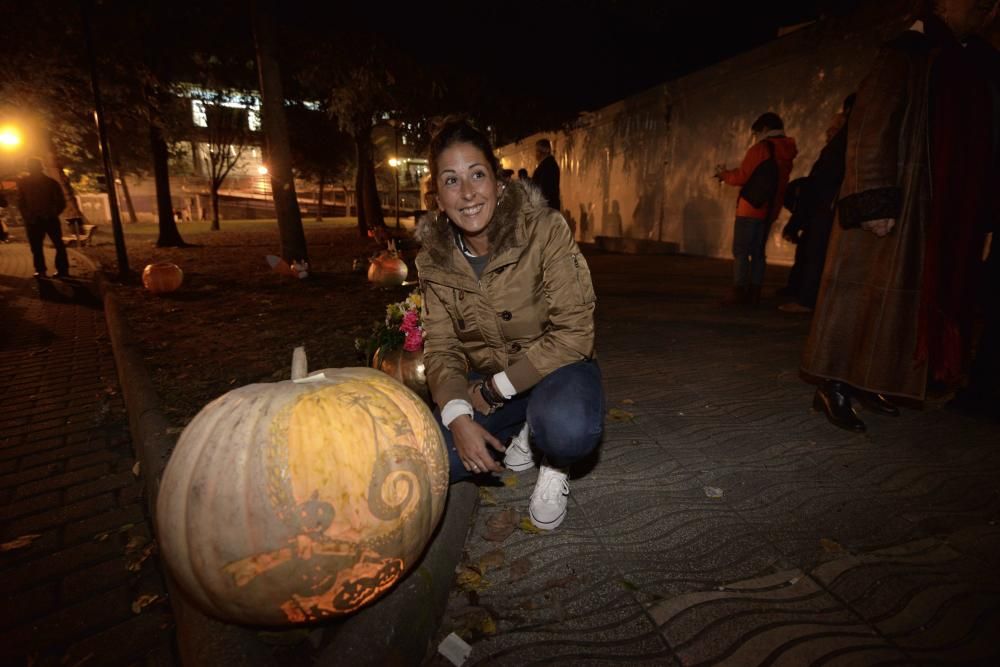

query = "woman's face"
435;142;502;246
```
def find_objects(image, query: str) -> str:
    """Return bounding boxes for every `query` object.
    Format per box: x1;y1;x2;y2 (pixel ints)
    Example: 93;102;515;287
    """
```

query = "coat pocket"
572;253;597;304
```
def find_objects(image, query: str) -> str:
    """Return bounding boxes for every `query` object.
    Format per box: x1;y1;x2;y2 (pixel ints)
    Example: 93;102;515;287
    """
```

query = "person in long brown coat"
803;1;998;432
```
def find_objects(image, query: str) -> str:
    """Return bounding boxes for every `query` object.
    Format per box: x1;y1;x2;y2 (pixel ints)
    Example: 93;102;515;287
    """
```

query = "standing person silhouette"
17;158;68;278
531;138;561;211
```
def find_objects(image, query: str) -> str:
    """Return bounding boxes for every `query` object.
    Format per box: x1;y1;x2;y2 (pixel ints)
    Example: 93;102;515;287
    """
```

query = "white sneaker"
529;464;569;530
503;423;534;471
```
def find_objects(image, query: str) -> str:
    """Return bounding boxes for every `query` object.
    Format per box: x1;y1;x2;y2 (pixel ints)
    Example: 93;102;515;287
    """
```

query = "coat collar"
416;179;550;275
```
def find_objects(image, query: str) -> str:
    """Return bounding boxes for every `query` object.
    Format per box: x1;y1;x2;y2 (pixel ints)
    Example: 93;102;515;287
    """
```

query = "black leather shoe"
813;382;866;432
854;391;900;416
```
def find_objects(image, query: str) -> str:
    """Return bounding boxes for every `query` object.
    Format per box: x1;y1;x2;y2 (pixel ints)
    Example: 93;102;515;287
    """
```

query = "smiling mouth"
460;203;484;217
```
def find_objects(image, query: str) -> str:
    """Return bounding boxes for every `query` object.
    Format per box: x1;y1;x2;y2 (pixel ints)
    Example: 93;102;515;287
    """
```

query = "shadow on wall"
602;201;623;237
682;196;726;257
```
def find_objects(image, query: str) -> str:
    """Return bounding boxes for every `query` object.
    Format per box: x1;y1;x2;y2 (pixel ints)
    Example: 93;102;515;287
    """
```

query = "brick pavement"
0;241;175;666
430;251;1000;666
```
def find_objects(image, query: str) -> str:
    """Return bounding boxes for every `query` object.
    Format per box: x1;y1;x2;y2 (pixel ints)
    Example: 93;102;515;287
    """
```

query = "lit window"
248;110;261;131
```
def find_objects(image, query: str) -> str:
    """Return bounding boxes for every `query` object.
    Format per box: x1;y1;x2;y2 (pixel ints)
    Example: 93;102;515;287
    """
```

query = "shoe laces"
536;467;568;502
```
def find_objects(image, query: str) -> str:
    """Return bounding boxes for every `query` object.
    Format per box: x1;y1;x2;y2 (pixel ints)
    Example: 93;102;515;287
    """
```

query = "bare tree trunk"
355;143;367;238
251;0;308;264
316;173;324;222
115;164;138;224
149;105;186;246
354;122;384;238
211;186;221;231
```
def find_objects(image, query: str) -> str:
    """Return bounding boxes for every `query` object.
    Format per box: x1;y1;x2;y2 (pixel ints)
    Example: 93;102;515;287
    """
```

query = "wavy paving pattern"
429;255;1000;666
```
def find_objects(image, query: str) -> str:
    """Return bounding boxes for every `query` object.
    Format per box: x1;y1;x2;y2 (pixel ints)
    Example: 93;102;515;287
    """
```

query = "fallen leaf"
126;542;157;572
703;486;724;498
131;461;141;477
478;487;497;507
606;408;634;422
1;534;41;552
454;564;490;592
94;532;110;542
518;517;541;534
483;509;520;542
478;548;505;573
819;538;845;553
620;398;635;405
508;557;531;581
449;606;496;640
131;593;161;614
502;476;518;488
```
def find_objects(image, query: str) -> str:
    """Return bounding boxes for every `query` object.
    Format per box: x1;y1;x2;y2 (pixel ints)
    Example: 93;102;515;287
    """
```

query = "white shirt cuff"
441;399;474;428
492;372;517;399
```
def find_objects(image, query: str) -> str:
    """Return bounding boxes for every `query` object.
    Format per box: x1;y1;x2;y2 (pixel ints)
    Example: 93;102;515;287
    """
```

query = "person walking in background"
16;157;68;279
714;112;798;306
517;167;530;182
416;119;603;531
778;94;856;314
531;138;561;211
803;1;998;433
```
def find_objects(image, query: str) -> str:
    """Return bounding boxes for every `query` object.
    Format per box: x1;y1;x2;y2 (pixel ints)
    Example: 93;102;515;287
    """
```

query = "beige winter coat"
415;180;596;409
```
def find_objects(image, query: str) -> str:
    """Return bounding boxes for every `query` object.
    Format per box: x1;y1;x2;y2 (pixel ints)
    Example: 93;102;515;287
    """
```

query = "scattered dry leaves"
131;593;161;614
606;408;634;422
819;538;845;553
518;518;541;535
478;487;497;507
508;557;532;581
483;509;520;542
455;563;490;593
501;476;518;488
478;549;505;573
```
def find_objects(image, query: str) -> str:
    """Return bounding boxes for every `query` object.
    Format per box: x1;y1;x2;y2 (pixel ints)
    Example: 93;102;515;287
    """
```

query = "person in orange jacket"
714;112;798;305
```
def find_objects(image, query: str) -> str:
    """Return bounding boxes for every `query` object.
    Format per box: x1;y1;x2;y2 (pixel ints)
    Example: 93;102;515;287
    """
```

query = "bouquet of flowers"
355;290;425;365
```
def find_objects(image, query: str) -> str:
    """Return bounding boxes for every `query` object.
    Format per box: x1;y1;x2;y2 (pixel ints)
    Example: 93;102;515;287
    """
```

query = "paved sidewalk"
0;241;175;666
430;252;1000;666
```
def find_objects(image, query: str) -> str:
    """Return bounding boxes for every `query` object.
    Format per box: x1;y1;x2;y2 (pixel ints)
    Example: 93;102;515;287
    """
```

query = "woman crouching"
416;118;604;531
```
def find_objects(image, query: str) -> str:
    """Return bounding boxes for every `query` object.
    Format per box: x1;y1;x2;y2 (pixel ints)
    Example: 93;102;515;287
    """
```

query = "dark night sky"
337;0;856;115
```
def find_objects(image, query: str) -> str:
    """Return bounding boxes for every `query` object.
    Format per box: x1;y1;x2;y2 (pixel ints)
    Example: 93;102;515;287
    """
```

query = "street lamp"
388;157;400;228
0;125;22;150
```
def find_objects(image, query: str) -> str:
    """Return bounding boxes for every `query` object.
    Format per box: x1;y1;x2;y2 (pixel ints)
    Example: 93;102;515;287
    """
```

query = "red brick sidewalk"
0;241;175;666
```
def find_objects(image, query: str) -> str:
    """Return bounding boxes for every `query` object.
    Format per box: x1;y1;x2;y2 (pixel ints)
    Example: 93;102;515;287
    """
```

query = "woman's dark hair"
428;117;499;182
751;112;784;133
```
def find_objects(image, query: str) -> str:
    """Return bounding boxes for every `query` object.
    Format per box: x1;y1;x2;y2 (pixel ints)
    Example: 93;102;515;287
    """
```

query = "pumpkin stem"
291;346;308;380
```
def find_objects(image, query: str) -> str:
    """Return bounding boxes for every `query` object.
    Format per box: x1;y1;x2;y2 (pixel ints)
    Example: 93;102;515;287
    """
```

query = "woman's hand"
467;379;493;415
449;415;505;474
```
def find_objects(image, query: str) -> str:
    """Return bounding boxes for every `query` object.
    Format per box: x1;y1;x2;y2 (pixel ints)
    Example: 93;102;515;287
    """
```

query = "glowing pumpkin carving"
367;249;408;287
142;262;184;294
156;347;448;625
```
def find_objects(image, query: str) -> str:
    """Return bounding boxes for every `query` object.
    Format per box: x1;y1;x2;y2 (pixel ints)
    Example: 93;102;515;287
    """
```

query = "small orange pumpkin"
367;251;408;287
142;262;184;294
156;347;448;625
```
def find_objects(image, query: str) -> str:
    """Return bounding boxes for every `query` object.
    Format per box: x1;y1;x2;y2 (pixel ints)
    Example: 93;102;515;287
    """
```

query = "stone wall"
498;2;912;265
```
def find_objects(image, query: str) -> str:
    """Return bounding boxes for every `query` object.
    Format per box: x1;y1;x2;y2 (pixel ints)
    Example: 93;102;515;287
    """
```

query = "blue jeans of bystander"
732;216;771;287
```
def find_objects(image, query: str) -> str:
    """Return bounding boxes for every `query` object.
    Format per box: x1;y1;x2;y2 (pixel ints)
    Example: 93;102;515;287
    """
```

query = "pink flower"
403;329;424;352
400;309;420;333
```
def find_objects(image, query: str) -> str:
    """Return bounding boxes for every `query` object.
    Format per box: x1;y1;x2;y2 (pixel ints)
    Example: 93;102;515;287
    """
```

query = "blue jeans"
435;360;605;484
732;216;771;287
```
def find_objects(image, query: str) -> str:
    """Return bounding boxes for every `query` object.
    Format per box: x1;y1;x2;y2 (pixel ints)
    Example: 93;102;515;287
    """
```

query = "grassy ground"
83;218;418;427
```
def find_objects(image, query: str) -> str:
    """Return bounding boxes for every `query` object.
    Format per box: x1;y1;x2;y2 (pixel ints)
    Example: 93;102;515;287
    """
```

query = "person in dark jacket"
778;94;856;313
17;157;68;278
531;138;561;211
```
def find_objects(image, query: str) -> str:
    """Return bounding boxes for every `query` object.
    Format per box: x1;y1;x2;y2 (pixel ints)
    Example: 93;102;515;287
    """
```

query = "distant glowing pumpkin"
367;252;408;287
156;348;448;625
142;262;183;294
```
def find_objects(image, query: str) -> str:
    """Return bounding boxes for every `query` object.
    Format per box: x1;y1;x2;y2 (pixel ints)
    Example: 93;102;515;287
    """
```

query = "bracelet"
478;378;505;409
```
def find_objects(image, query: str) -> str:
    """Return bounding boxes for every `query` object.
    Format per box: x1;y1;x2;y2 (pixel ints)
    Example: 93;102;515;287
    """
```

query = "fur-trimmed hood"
415;178;552;272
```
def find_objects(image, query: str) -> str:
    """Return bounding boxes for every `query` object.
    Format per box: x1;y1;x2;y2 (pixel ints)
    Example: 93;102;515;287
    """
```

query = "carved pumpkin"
372;346;429;402
367;251;408;287
142;262;184;294
156;347;448;625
